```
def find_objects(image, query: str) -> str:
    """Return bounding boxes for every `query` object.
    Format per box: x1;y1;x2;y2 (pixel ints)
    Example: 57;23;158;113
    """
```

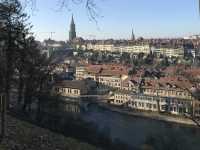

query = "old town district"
48;16;200;120
51;60;200;118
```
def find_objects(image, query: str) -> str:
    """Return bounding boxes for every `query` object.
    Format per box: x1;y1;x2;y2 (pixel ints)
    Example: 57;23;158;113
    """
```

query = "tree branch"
22;0;102;22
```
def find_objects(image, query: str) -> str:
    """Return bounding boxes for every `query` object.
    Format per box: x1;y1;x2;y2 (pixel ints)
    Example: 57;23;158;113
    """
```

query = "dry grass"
0;115;101;150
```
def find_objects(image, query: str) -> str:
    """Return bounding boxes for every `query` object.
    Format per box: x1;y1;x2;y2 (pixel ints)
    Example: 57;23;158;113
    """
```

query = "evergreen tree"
0;0;28;138
0;0;49;138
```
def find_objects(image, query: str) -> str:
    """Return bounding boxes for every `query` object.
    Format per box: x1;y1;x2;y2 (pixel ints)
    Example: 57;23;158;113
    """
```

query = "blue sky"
23;0;200;41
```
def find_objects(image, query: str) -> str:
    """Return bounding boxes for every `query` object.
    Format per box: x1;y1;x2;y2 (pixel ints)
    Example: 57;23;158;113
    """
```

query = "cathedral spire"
131;28;135;41
71;14;74;25
69;14;76;41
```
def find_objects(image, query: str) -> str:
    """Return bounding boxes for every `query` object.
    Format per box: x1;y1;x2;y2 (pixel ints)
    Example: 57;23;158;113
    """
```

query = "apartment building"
112;75;196;115
122;45;150;54
128;94;167;112
81;43;151;54
87;43;115;52
113;91;132;106
75;66;87;80
152;47;184;58
141;77;194;100
121;77;140;92
112;92;193;115
75;64;129;89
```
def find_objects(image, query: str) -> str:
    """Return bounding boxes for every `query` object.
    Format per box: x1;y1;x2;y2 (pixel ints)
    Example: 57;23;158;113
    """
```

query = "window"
149;104;152;109
142;103;144;107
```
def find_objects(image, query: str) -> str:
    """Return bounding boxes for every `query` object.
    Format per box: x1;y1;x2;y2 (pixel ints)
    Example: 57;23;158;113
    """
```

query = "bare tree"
22;0;102;23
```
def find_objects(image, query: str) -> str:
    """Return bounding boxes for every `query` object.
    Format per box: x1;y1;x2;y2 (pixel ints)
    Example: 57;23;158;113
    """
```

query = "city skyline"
26;0;200;41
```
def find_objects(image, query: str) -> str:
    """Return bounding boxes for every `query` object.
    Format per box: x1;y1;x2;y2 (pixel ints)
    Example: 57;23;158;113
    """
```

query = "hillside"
0;115;101;150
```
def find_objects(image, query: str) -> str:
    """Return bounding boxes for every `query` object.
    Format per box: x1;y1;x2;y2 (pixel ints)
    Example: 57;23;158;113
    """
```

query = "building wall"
152;47;184;58
98;76;122;89
166;98;192;115
113;93;132;106
121;81;138;92
112;92;193;115
193;100;200;117
142;88;193;100
75;66;86;80
75;66;128;90
85;43;151;54
53;86;81;97
128;95;166;112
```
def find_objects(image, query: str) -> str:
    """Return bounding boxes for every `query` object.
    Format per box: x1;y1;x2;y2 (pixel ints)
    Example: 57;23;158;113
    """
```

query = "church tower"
69;14;76;41
131;28;135;41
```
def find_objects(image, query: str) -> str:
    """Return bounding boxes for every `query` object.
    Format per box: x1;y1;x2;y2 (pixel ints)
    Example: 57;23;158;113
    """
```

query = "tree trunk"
17;70;24;106
1;94;6;140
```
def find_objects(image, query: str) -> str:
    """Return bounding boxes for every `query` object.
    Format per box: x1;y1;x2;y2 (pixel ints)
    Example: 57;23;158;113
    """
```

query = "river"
80;104;200;149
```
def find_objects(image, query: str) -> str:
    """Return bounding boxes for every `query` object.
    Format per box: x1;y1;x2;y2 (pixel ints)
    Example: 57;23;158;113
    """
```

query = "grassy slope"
0;115;101;150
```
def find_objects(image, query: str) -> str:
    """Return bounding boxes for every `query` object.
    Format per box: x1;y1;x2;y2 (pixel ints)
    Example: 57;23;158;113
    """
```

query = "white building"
152;47;184;58
112;92;193;115
75;64;129;89
52;80;87;98
80;43;151;54
113;91;132;106
75;66;86;80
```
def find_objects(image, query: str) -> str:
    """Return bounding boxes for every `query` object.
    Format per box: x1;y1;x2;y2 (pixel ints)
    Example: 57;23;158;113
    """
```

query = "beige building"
112;75;195;115
87;43;115;52
112;92;165;112
112;91;132;106
122;45;150;54
98;75;128;89
112;91;193;115
128;94;166;112
52;80;88;98
75;66;87;80
153;47;184;58
79;43;151;54
121;77;140;92
141;77;194;100
128;94;193;115
75;64;129;90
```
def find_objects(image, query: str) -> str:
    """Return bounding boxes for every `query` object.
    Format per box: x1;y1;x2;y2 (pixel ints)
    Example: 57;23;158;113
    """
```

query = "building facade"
84;43;151;54
152;47;184;58
52;80;88;98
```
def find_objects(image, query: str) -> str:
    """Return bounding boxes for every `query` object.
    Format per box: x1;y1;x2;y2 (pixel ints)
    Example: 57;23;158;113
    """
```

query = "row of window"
115;94;191;105
99;78;120;82
115;100;126;104
129;101;157;110
170;107;188;113
115;95;130;99
55;87;80;95
144;89;190;97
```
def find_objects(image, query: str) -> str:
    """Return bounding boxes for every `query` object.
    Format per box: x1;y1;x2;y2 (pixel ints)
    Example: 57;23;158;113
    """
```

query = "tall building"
131;28;135;41
69;15;76;41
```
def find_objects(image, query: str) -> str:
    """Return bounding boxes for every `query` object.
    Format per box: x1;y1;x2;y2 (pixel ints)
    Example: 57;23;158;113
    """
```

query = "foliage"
0;0;50;138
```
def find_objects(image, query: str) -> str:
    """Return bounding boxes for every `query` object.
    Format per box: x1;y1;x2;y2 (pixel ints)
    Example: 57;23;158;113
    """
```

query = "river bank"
97;103;198;127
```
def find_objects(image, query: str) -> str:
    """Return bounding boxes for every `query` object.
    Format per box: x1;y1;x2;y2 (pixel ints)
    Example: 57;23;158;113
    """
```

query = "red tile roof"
85;64;129;76
143;76;194;91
